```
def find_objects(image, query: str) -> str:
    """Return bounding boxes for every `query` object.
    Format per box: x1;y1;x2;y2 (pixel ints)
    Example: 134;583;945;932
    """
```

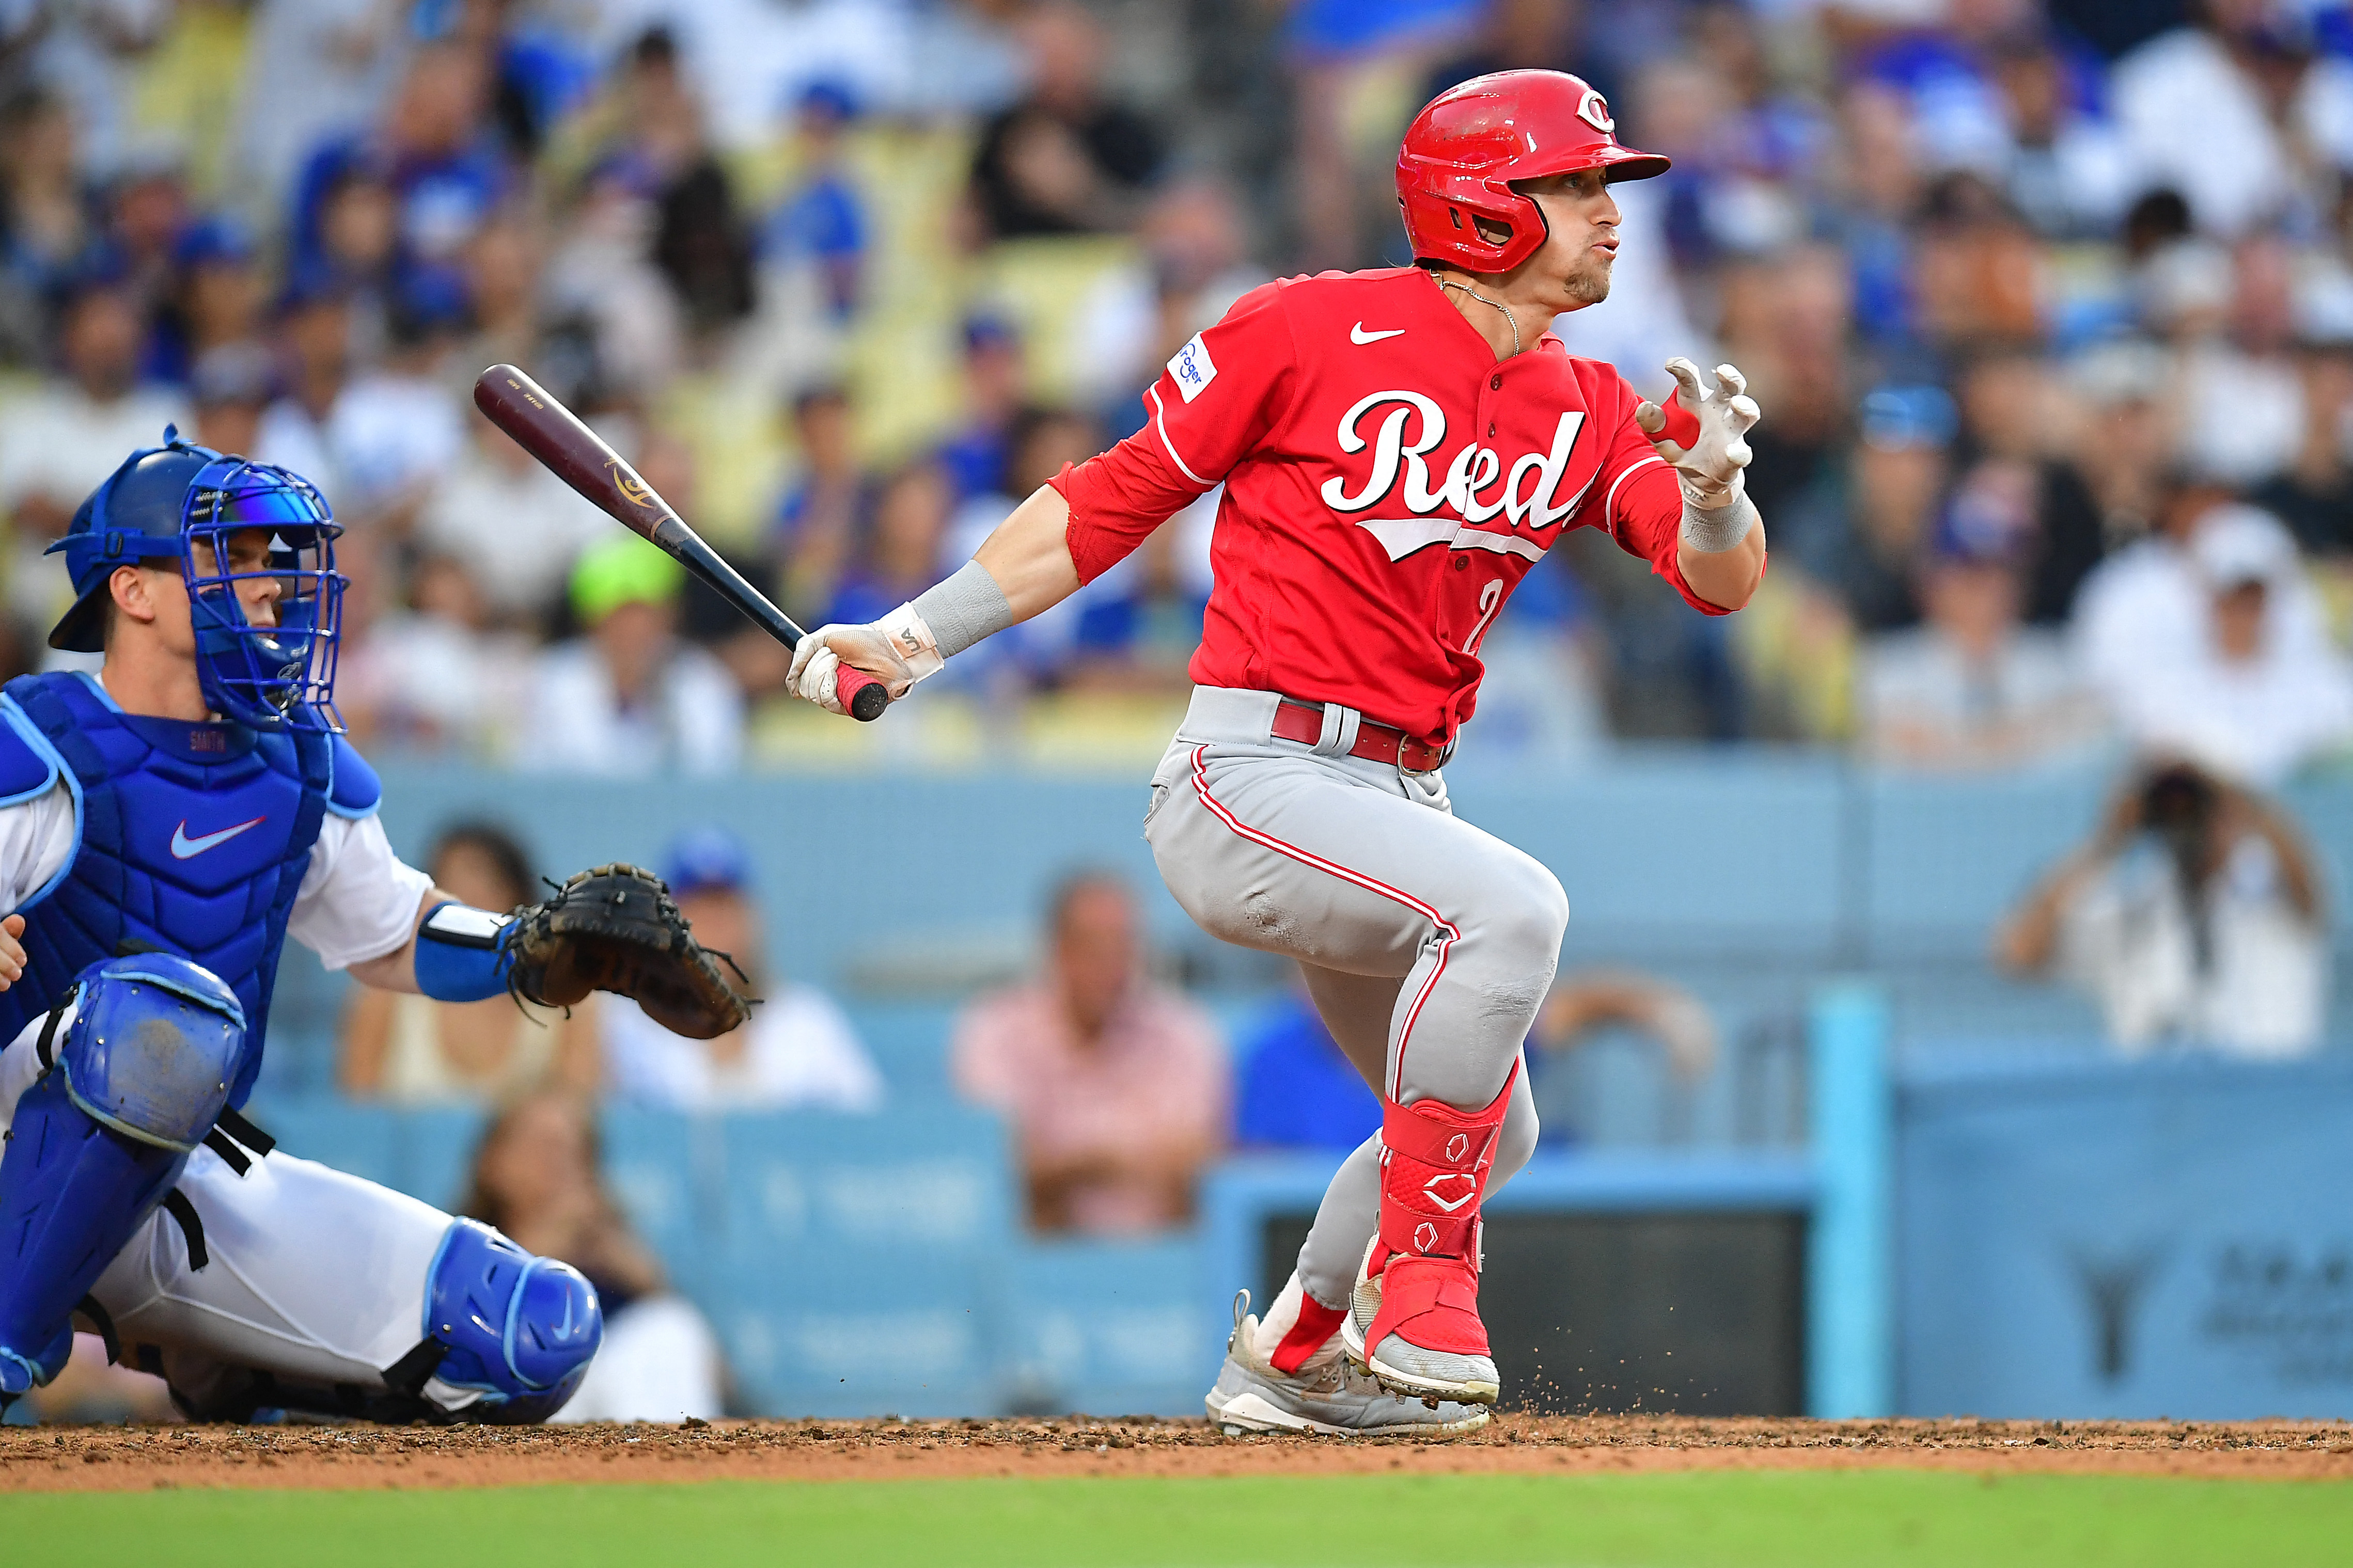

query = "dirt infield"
6;1414;2351;1493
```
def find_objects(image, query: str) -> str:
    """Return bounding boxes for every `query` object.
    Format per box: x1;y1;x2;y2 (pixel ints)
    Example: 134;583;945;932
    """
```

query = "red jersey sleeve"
1586;365;1741;617
1048;280;1298;584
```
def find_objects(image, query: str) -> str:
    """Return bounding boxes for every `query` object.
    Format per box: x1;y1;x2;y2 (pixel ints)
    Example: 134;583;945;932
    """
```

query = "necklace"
1436;277;1521;357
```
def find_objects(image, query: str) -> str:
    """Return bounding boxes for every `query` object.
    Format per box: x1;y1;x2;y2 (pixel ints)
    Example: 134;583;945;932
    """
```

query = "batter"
791;70;1765;1437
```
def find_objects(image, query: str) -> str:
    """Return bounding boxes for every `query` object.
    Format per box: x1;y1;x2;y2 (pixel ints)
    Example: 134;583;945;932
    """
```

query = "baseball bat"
472;363;889;722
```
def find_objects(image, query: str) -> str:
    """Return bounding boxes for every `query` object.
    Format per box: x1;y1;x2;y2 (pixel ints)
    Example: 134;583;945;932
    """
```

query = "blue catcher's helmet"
46;426;346;732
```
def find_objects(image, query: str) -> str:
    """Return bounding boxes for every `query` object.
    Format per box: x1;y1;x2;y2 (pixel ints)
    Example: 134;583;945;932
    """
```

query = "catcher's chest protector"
0;672;331;1106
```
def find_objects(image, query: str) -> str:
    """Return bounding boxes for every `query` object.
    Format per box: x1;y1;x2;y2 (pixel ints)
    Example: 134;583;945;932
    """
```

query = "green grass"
5;1471;2349;1567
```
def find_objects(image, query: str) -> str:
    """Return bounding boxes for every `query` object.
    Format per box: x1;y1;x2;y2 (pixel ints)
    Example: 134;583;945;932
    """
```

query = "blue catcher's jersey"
0;672;382;1106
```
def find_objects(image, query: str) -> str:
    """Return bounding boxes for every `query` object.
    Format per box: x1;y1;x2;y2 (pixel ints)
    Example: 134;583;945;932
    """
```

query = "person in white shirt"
1997;761;2327;1058
0;280;186;649
521;534;746;776
602;827;883;1113
2093;504;2353;785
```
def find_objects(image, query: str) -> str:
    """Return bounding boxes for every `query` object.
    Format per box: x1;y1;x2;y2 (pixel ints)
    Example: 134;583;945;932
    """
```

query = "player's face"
128;527;285;657
1514;168;1621;309
190;528;286;630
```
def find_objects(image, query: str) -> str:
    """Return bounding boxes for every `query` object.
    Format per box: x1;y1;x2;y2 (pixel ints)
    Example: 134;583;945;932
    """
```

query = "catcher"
0;430;744;1421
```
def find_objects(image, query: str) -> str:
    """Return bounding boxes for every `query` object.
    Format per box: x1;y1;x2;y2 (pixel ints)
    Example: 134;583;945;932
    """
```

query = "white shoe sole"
1360;1347;1501;1407
1206;1387;1492;1438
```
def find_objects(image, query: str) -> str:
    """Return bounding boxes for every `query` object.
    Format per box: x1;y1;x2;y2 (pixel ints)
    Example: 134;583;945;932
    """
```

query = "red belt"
1270;698;1449;773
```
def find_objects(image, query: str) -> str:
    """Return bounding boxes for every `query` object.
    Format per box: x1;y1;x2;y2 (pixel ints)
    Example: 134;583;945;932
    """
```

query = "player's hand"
0;914;25;991
788;621;920;716
1636;357;1760;509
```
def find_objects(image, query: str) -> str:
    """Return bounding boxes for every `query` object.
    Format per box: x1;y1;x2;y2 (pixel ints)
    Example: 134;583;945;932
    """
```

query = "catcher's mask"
48;426;347;733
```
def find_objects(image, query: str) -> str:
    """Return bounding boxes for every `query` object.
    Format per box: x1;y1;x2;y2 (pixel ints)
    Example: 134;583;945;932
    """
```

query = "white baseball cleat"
1204;1290;1491;1438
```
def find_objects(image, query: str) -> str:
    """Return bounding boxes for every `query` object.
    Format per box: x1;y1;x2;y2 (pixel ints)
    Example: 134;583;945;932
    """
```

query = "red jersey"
1050;265;1729;749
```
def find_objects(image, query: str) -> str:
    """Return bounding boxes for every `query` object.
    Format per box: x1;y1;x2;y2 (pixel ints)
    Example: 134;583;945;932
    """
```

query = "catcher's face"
108;526;282;659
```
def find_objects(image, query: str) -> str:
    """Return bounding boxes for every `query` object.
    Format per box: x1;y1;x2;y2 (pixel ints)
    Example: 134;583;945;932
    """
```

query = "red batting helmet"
1396;70;1670;274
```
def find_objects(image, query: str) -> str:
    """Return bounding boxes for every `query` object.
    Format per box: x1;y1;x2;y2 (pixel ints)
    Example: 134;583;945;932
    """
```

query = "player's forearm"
1676;512;1765;611
970;483;1083;623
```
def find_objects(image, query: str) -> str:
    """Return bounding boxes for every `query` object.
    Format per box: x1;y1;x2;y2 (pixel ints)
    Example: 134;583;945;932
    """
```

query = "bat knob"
837;666;890;723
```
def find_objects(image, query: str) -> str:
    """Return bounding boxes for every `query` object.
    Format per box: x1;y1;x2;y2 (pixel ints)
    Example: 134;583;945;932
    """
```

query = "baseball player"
790;70;1764;1436
0;430;745;1421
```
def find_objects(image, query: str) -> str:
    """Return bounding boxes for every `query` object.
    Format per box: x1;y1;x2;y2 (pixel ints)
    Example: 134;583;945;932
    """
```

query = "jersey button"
1489;374;1502;389
1487;423;1496;437
1453;556;1468;571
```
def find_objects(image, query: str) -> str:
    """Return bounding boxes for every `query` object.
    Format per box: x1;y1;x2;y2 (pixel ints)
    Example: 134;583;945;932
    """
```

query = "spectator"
153;216;266;389
601;827;883;1113
323;286;467;522
236;0;402;212
1232;979;1381;1155
2101;508;2353;784
770;384;867;624
289;41;510;316
187;341;276;460
1780;385;1957;633
2110;0;2353;240
521;533;746;775
1987;25;2135;240
969;1;1162;240
337;550;536;756
1859;459;2105;770
0;277;185;650
0;88;94;359
2063;338;2176;552
2250;301;2353;554
1997;760;2328;1057
419;411;613;625
459;1088;725;1423
823;459;955;629
1950;343;2107;624
254;278;354;502
340;822;599;1102
953;871;1228;1233
760;81;870;321
935;312;1027;503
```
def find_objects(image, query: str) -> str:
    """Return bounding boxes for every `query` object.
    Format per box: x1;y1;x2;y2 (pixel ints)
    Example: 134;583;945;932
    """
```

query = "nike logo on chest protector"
171;817;267;859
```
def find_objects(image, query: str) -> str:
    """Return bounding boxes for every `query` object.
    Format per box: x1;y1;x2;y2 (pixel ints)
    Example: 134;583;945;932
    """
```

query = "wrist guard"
413;902;516;1003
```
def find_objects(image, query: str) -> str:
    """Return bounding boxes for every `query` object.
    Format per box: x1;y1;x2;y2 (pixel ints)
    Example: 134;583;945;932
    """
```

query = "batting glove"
1635;357;1760;511
788;606;939;715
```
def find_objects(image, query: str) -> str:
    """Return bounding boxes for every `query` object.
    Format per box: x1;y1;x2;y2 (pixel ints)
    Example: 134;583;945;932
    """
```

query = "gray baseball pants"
1146;686;1563;1312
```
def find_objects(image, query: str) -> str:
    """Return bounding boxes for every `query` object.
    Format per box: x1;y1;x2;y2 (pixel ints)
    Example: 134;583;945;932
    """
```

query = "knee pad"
0;956;245;1398
422;1219;603;1424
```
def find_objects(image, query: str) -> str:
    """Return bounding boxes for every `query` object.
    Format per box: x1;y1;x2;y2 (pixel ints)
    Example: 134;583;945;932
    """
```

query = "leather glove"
1635;357;1760;510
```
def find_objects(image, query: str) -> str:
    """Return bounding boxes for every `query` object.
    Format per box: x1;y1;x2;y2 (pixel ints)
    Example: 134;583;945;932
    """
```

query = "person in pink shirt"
952;872;1228;1234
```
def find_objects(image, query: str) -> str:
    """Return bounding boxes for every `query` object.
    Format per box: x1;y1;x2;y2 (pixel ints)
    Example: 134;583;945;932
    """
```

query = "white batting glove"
1635;357;1760;510
787;607;939;715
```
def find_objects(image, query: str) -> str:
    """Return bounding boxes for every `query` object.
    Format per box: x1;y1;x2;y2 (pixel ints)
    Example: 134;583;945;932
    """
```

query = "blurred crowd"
2;0;2352;782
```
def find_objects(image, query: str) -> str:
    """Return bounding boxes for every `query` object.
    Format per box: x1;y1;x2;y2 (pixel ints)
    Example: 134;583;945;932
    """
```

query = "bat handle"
836;665;890;723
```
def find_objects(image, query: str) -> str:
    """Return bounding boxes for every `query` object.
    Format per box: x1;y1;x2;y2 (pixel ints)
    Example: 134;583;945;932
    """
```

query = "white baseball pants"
1147;686;1563;1311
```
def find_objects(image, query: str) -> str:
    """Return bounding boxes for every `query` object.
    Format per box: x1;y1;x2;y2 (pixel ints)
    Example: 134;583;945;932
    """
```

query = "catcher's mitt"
507;863;751;1039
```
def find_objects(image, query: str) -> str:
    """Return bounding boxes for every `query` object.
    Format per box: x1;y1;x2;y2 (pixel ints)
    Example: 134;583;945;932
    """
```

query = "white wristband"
877;602;946;683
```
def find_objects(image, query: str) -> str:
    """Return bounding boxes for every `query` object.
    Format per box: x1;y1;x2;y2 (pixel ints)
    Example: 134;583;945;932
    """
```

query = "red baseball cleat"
1340;1072;1515;1405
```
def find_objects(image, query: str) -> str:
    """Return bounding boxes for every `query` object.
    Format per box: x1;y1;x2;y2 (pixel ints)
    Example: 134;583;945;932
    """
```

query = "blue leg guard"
0;1074;190;1397
0;957;244;1404
422;1219;602;1423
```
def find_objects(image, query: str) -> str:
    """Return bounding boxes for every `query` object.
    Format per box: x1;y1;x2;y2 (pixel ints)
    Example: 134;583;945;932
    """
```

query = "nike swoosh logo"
1351;323;1405;344
170;817;266;860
